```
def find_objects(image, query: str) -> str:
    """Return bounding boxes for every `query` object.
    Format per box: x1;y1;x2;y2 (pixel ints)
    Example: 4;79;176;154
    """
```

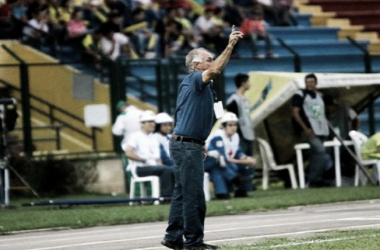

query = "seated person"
22;9;49;46
153;112;174;167
240;9;274;58
124;110;175;198
204;112;256;199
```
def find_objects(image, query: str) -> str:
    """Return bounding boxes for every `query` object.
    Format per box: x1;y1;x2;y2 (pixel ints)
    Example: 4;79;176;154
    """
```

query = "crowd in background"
0;0;296;64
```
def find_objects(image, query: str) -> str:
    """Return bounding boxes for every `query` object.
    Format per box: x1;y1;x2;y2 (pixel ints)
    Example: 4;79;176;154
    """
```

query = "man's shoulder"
183;71;202;81
293;89;305;96
226;93;239;103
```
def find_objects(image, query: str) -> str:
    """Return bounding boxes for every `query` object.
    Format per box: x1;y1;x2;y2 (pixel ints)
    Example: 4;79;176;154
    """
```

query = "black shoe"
184;243;218;250
232;175;254;187
215;194;230;200
161;239;184;250
234;190;248;198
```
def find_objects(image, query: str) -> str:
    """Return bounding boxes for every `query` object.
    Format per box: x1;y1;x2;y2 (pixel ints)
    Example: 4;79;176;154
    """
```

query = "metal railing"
12;124;63;150
0;78;101;151
277;37;301;72
347;36;372;74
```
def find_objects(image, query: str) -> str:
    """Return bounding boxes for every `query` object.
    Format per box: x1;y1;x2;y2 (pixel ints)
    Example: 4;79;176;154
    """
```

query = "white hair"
185;48;213;72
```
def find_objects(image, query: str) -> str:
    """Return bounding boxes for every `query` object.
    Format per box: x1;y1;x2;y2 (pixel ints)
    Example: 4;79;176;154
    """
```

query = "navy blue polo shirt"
173;71;214;141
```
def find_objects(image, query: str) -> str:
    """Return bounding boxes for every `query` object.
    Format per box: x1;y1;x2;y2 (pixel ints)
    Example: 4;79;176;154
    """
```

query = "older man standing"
161;26;243;250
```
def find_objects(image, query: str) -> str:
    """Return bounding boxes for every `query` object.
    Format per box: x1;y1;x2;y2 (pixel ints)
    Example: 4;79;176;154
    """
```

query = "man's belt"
172;135;205;146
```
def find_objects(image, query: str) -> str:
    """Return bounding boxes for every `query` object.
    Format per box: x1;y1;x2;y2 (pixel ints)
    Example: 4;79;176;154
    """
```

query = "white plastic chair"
204;172;211;202
128;165;210;204
129;164;161;205
348;130;380;186
257;138;298;190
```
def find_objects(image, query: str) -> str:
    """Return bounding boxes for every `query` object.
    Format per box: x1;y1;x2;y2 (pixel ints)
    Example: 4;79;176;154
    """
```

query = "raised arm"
202;25;243;83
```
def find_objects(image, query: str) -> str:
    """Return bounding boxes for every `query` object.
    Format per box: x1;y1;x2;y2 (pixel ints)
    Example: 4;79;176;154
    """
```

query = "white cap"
221;112;238;123
140;110;156;122
155;113;173;124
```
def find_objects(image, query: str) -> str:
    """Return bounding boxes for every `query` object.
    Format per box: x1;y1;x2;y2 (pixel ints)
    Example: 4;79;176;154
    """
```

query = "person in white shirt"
124;110;174;198
100;26;130;61
23;9;49;40
205;112;256;199
194;7;227;54
112;100;143;151
153;112;174;167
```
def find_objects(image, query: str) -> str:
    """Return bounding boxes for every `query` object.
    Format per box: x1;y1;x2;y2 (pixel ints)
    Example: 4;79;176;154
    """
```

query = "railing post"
347;36;372;73
91;127;97;151
108;59;123;153
156;60;164;112
55;125;61;150
1;45;33;157
277;38;301;72
368;99;375;135
49;106;54;124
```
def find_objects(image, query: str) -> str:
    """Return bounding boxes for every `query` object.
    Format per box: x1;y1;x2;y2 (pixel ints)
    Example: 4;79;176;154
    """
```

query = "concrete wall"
86;159;126;194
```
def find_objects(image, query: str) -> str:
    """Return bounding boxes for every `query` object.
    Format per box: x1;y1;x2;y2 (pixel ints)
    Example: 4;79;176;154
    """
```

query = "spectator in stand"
104;0;128;17
26;0;47;20
67;9;87;39
0;0;12;36
240;9;274;58
58;0;74;26
11;0;26;21
45;0;68;44
154;7;176;57
88;0;112;27
81;27;102;66
154;0;189;10
164;20;193;58
176;8;201;49
100;23;132;60
272;0;297;26
10;0;27;38
46;0;61;26
23;8;49;46
223;0;245;27
195;7;228;54
124;7;159;58
175;7;199;49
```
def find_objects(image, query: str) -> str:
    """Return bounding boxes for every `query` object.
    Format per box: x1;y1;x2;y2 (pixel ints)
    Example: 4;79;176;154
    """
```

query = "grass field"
1;186;380;234
220;229;380;249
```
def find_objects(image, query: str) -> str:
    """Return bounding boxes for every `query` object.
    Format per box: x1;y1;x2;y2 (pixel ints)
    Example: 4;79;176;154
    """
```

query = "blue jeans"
305;135;327;185
164;140;205;247
236;164;255;192
136;166;174;197
204;157;237;195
